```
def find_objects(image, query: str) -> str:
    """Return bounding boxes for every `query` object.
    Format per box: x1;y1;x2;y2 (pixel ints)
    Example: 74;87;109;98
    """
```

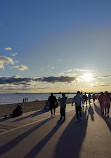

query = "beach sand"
0;98;73;118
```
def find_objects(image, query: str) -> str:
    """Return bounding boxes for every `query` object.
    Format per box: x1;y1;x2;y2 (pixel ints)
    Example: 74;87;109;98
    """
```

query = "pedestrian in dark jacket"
48;93;57;117
58;93;67;121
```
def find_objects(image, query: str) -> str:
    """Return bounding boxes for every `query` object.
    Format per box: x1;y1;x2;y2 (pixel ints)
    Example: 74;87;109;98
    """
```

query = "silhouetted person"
10;104;23;118
58;93;67;121
98;92;104;115
92;93;96;103
88;93;91;104
48;93;57;117
72;91;84;120
104;91;110;117
80;92;84;108
83;92;88;107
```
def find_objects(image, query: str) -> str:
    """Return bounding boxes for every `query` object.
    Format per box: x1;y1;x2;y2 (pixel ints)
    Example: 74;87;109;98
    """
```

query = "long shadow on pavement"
94;103;111;132
24;121;64;158
0;117;10;122
53;109;88;158
0;117;51;156
12;109;48;122
0;109;48;123
88;105;94;121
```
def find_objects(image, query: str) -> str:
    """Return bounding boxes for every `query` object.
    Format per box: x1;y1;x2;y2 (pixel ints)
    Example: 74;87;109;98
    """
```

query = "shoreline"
0;98;73;118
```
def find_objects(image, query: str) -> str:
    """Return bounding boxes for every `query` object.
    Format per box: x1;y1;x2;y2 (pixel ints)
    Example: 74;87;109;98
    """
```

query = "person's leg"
79;106;81;118
105;107;107;115
59;107;62;120
106;105;110;117
51;105;55;116
54;106;55;116
86;100;87;107
107;107;109;116
76;107;79;119
63;108;65;120
50;107;53;116
102;107;104;115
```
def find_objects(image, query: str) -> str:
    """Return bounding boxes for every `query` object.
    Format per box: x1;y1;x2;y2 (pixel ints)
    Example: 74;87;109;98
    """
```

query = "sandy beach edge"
0;98;73;118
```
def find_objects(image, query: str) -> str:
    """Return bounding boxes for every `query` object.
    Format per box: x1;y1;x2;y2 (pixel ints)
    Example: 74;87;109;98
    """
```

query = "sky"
0;0;111;93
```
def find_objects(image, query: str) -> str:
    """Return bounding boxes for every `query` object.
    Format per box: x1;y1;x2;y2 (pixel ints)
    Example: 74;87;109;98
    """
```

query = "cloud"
4;47;12;51
0;76;76;85
65;69;73;73
93;82;111;87
48;65;55;69
39;76;76;83
15;61;19;63
57;59;63;62
12;53;18;56
75;69;92;72
0;76;32;85
0;56;14;69
50;67;55;69
13;65;28;71
97;75;111;79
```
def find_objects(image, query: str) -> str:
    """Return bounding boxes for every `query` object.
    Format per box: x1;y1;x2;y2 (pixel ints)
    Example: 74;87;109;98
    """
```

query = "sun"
82;73;93;81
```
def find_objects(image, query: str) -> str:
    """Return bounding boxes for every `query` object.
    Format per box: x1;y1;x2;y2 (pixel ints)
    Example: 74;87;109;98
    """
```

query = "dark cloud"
0;76;76;85
39;76;75;83
0;77;32;85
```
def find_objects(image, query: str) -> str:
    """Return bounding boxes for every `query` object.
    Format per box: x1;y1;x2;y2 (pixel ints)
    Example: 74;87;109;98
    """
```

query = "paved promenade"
0;101;111;158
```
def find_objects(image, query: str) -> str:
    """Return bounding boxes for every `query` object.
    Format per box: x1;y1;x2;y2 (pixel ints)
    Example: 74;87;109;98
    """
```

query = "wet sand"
0;98;72;118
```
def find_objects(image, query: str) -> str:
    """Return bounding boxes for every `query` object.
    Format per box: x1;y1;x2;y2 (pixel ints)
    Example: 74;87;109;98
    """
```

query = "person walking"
88;93;91;104
72;91;84;120
82;92;88;107
98;92;104;115
58;93;67;121
48;93;57;117
92;93;96;103
104;91;110;117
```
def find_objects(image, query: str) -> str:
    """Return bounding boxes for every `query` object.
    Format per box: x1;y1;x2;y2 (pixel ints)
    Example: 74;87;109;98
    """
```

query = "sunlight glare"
82;73;93;81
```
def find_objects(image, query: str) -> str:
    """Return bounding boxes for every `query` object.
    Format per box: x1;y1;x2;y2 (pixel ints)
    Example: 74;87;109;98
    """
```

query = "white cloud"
93;82;111;87
15;60;19;63
0;56;14;69
48;65;55;69
57;72;65;76
57;59;63;62
50;66;54;69
12;53;18;56
66;69;73;73
66;73;77;77
75;69;92;72
4;47;12;51
13;65;28;71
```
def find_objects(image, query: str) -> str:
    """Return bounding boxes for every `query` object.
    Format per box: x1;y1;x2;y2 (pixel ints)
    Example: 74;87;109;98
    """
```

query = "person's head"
100;92;104;95
62;93;65;97
77;91;80;95
105;91;108;95
51;93;53;96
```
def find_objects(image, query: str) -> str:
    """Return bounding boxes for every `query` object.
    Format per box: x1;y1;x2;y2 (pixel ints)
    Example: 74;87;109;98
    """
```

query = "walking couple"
48;93;67;121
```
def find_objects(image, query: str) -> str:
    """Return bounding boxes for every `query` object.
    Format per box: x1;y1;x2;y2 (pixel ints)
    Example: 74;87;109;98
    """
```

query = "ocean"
0;93;75;105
